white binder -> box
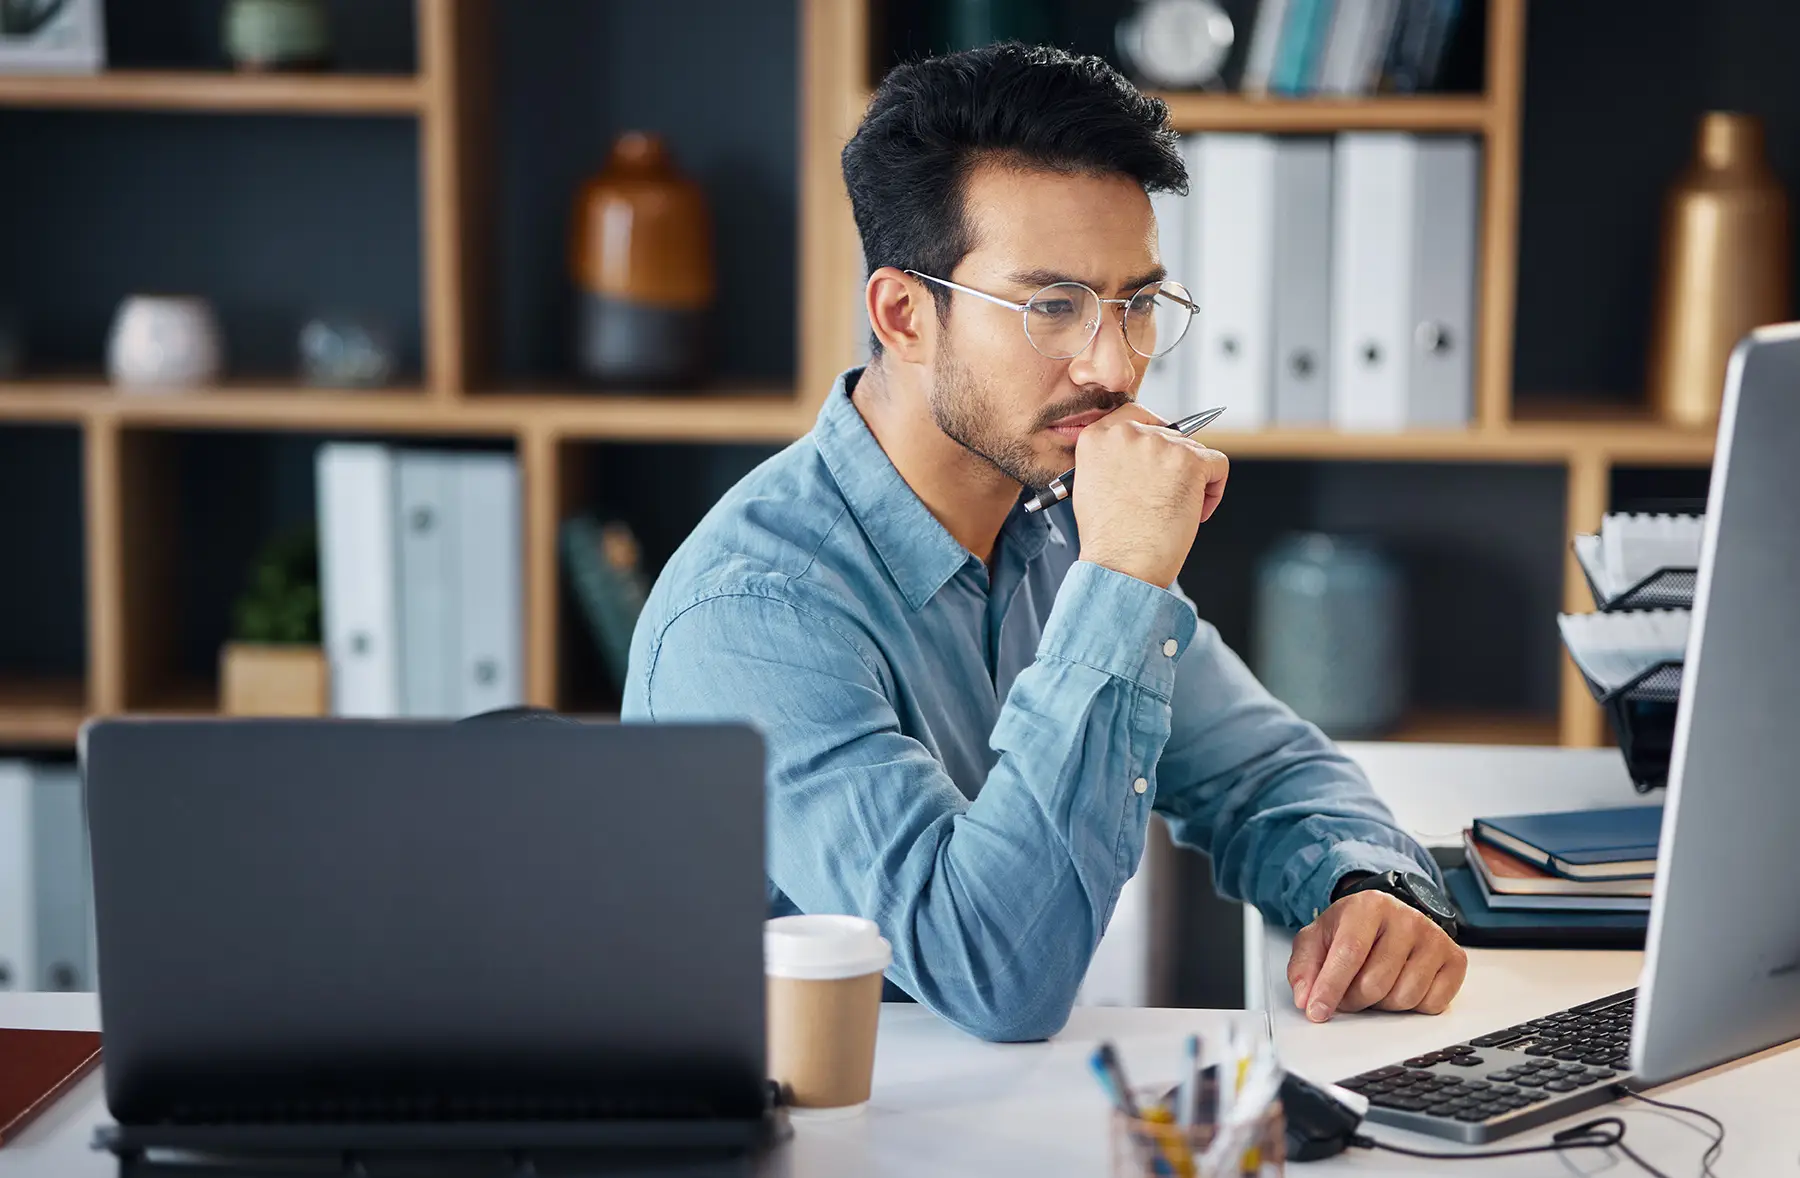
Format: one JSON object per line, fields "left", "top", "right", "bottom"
{"left": 1138, "top": 143, "right": 1194, "bottom": 422}
{"left": 395, "top": 451, "right": 462, "bottom": 718}
{"left": 317, "top": 443, "right": 402, "bottom": 716}
{"left": 454, "top": 454, "right": 524, "bottom": 717}
{"left": 0, "top": 761, "right": 33, "bottom": 992}
{"left": 1331, "top": 133, "right": 1479, "bottom": 431}
{"left": 1270, "top": 138, "right": 1334, "bottom": 426}
{"left": 1196, "top": 134, "right": 1277, "bottom": 430}
{"left": 30, "top": 764, "right": 90, "bottom": 992}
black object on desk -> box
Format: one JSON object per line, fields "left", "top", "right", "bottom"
{"left": 82, "top": 717, "right": 782, "bottom": 1163}
{"left": 1444, "top": 866, "right": 1648, "bottom": 950}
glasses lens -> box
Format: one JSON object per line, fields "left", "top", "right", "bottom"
{"left": 1124, "top": 281, "right": 1196, "bottom": 359}
{"left": 1023, "top": 283, "right": 1102, "bottom": 359}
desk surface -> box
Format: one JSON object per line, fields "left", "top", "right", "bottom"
{"left": 4, "top": 945, "right": 1793, "bottom": 1178}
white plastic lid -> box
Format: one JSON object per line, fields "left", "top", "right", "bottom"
{"left": 764, "top": 915, "right": 892, "bottom": 981}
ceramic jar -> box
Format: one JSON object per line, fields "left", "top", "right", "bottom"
{"left": 568, "top": 132, "right": 715, "bottom": 387}
{"left": 106, "top": 295, "right": 223, "bottom": 389}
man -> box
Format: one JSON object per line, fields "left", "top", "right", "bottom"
{"left": 624, "top": 43, "right": 1465, "bottom": 1042}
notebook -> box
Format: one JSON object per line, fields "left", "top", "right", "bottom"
{"left": 0, "top": 1028, "right": 102, "bottom": 1146}
{"left": 1444, "top": 867, "right": 1647, "bottom": 950}
{"left": 1463, "top": 832, "right": 1651, "bottom": 913}
{"left": 1472, "top": 805, "right": 1663, "bottom": 882}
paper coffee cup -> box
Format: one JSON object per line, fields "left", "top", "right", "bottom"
{"left": 765, "top": 914, "right": 892, "bottom": 1118}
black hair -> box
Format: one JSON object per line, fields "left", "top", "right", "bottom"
{"left": 840, "top": 42, "right": 1187, "bottom": 353}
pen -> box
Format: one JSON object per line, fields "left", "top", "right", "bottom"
{"left": 1175, "top": 1033, "right": 1203, "bottom": 1128}
{"left": 1090, "top": 1043, "right": 1175, "bottom": 1177}
{"left": 1022, "top": 405, "right": 1226, "bottom": 514}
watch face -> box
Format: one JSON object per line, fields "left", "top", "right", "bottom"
{"left": 1403, "top": 872, "right": 1457, "bottom": 921}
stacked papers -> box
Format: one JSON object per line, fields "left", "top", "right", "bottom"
{"left": 1557, "top": 610, "right": 1690, "bottom": 695}
{"left": 1574, "top": 513, "right": 1704, "bottom": 608}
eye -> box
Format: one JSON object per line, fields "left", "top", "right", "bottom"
{"left": 1029, "top": 298, "right": 1080, "bottom": 320}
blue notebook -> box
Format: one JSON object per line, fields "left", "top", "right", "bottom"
{"left": 1472, "top": 805, "right": 1664, "bottom": 883}
{"left": 1444, "top": 868, "right": 1647, "bottom": 950}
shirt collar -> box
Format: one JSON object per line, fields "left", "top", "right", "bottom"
{"left": 812, "top": 367, "right": 1053, "bottom": 611}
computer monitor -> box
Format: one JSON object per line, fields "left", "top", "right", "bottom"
{"left": 1632, "top": 323, "right": 1800, "bottom": 1084}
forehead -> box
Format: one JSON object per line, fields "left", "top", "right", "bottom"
{"left": 955, "top": 159, "right": 1157, "bottom": 286}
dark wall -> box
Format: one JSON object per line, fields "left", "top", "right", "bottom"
{"left": 0, "top": 111, "right": 422, "bottom": 378}
{"left": 0, "top": 427, "right": 85, "bottom": 678}
{"left": 495, "top": 0, "right": 798, "bottom": 384}
{"left": 1514, "top": 0, "right": 1800, "bottom": 398}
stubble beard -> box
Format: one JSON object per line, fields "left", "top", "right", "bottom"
{"left": 928, "top": 348, "right": 1126, "bottom": 491}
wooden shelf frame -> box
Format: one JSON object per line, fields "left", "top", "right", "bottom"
{"left": 0, "top": 0, "right": 1720, "bottom": 753}
{"left": 0, "top": 69, "right": 426, "bottom": 115}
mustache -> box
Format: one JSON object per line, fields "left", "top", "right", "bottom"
{"left": 1034, "top": 389, "right": 1132, "bottom": 429}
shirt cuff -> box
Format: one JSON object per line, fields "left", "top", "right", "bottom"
{"left": 1038, "top": 560, "right": 1199, "bottom": 700}
{"left": 1296, "top": 840, "right": 1441, "bottom": 925}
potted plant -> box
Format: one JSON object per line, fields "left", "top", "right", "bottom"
{"left": 219, "top": 525, "right": 328, "bottom": 716}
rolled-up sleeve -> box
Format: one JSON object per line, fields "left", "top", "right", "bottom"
{"left": 626, "top": 563, "right": 1196, "bottom": 1042}
{"left": 1150, "top": 599, "right": 1438, "bottom": 930}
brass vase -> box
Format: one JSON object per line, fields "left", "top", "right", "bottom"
{"left": 1647, "top": 112, "right": 1791, "bottom": 429}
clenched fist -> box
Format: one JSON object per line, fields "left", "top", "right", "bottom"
{"left": 1287, "top": 891, "right": 1468, "bottom": 1022}
{"left": 1072, "top": 403, "right": 1229, "bottom": 588}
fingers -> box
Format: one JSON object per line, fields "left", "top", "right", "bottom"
{"left": 1198, "top": 448, "right": 1229, "bottom": 521}
{"left": 1303, "top": 904, "right": 1382, "bottom": 1022}
{"left": 1416, "top": 944, "right": 1469, "bottom": 1015}
{"left": 1339, "top": 918, "right": 1418, "bottom": 1013}
{"left": 1287, "top": 923, "right": 1327, "bottom": 1010}
{"left": 1373, "top": 945, "right": 1440, "bottom": 1013}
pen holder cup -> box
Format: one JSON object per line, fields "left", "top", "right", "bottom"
{"left": 1109, "top": 1095, "right": 1285, "bottom": 1178}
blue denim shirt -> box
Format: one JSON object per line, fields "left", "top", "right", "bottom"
{"left": 624, "top": 369, "right": 1434, "bottom": 1042}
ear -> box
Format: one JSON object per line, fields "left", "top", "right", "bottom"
{"left": 866, "top": 266, "right": 934, "bottom": 363}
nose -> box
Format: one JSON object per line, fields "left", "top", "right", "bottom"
{"left": 1065, "top": 303, "right": 1140, "bottom": 394}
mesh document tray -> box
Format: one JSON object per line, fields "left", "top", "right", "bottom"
{"left": 1576, "top": 659, "right": 1682, "bottom": 793}
{"left": 1579, "top": 562, "right": 1698, "bottom": 613}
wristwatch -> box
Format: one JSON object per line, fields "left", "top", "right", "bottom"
{"left": 1336, "top": 869, "right": 1459, "bottom": 939}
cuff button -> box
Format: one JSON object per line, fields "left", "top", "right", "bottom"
{"left": 1161, "top": 638, "right": 1179, "bottom": 657}
{"left": 1132, "top": 777, "right": 1149, "bottom": 795}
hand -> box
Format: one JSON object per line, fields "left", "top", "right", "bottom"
{"left": 1073, "top": 403, "right": 1230, "bottom": 588}
{"left": 1286, "top": 892, "right": 1468, "bottom": 1023}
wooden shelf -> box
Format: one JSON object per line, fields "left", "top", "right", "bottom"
{"left": 0, "top": 677, "right": 87, "bottom": 747}
{"left": 1152, "top": 92, "right": 1492, "bottom": 133}
{"left": 1388, "top": 710, "right": 1561, "bottom": 746}
{"left": 0, "top": 379, "right": 807, "bottom": 442}
{"left": 0, "top": 70, "right": 426, "bottom": 116}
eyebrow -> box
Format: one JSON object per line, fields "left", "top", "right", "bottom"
{"left": 1005, "top": 266, "right": 1170, "bottom": 296}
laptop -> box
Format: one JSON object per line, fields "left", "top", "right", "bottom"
{"left": 1336, "top": 323, "right": 1800, "bottom": 1143}
{"left": 80, "top": 717, "right": 773, "bottom": 1156}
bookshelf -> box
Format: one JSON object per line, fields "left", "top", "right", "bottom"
{"left": 0, "top": 0, "right": 1719, "bottom": 752}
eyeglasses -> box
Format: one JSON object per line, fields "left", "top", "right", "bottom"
{"left": 905, "top": 270, "right": 1197, "bottom": 361}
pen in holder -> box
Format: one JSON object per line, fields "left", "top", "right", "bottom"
{"left": 1109, "top": 1085, "right": 1286, "bottom": 1178}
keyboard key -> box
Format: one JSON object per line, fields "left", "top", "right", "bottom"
{"left": 1513, "top": 1076, "right": 1547, "bottom": 1087}
{"left": 1490, "top": 1085, "right": 1519, "bottom": 1096}
{"left": 1405, "top": 1069, "right": 1437, "bottom": 1081}
{"left": 1455, "top": 1108, "right": 1493, "bottom": 1122}
{"left": 1426, "top": 1103, "right": 1461, "bottom": 1117}
{"left": 1524, "top": 1045, "right": 1556, "bottom": 1056}
{"left": 1462, "top": 1081, "right": 1493, "bottom": 1092}
{"left": 1518, "top": 1091, "right": 1549, "bottom": 1104}
{"left": 1364, "top": 1081, "right": 1398, "bottom": 1094}
{"left": 1486, "top": 1071, "right": 1520, "bottom": 1082}
{"left": 1372, "top": 1095, "right": 1430, "bottom": 1111}
{"left": 1553, "top": 1049, "right": 1585, "bottom": 1061}
{"left": 1366, "top": 1066, "right": 1403, "bottom": 1080}
{"left": 1403, "top": 1055, "right": 1436, "bottom": 1068}
{"left": 1544, "top": 1080, "right": 1580, "bottom": 1092}
{"left": 1443, "top": 1044, "right": 1476, "bottom": 1056}
{"left": 1446, "top": 1055, "right": 1484, "bottom": 1067}
{"left": 1588, "top": 1070, "right": 1618, "bottom": 1082}
{"left": 1467, "top": 1031, "right": 1516, "bottom": 1047}
{"left": 1581, "top": 1054, "right": 1616, "bottom": 1066}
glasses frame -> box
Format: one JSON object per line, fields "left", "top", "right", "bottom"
{"left": 904, "top": 270, "right": 1197, "bottom": 360}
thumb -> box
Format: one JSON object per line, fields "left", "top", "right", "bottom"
{"left": 1287, "top": 922, "right": 1327, "bottom": 1010}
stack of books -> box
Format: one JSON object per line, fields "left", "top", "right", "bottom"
{"left": 1444, "top": 805, "right": 1663, "bottom": 947}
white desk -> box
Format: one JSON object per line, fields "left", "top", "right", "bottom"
{"left": 4, "top": 970, "right": 1795, "bottom": 1177}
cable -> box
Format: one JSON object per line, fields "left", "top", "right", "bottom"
{"left": 1618, "top": 1086, "right": 1726, "bottom": 1178}
{"left": 1354, "top": 1116, "right": 1677, "bottom": 1178}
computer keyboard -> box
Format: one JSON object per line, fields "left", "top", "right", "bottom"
{"left": 1334, "top": 988, "right": 1637, "bottom": 1144}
